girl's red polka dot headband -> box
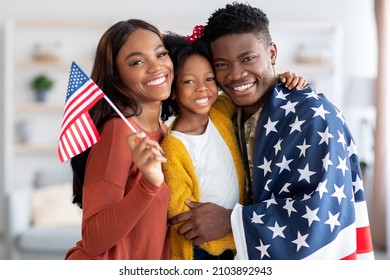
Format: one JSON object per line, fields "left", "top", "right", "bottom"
{"left": 186, "top": 25, "right": 205, "bottom": 43}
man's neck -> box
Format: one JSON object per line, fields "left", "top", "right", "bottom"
{"left": 242, "top": 89, "right": 273, "bottom": 116}
{"left": 241, "top": 79, "right": 276, "bottom": 116}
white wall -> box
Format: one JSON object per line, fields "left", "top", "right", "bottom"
{"left": 0, "top": 0, "right": 377, "bottom": 79}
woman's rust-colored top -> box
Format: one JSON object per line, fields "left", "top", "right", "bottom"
{"left": 65, "top": 117, "right": 170, "bottom": 260}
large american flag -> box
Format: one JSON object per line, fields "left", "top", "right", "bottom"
{"left": 58, "top": 62, "right": 104, "bottom": 163}
{"left": 231, "top": 84, "right": 374, "bottom": 259}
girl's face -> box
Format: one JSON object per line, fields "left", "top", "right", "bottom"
{"left": 173, "top": 54, "right": 218, "bottom": 118}
{"left": 116, "top": 28, "right": 173, "bottom": 104}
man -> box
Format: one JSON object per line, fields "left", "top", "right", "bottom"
{"left": 170, "top": 2, "right": 374, "bottom": 260}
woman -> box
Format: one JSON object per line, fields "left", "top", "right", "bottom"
{"left": 65, "top": 19, "right": 172, "bottom": 260}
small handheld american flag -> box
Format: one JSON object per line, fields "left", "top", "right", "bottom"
{"left": 58, "top": 61, "right": 136, "bottom": 163}
{"left": 58, "top": 62, "right": 104, "bottom": 163}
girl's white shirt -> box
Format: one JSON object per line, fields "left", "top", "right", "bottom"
{"left": 171, "top": 118, "right": 239, "bottom": 208}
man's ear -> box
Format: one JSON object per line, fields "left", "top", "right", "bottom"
{"left": 269, "top": 42, "right": 277, "bottom": 64}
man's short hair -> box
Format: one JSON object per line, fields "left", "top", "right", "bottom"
{"left": 203, "top": 2, "right": 272, "bottom": 44}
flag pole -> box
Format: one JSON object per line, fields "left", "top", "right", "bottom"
{"left": 105, "top": 94, "right": 165, "bottom": 155}
{"left": 103, "top": 95, "right": 137, "bottom": 133}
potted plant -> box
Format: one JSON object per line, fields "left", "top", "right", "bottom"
{"left": 31, "top": 74, "right": 54, "bottom": 102}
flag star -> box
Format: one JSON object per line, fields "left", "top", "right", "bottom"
{"left": 273, "top": 138, "right": 283, "bottom": 155}
{"left": 264, "top": 194, "right": 277, "bottom": 208}
{"left": 304, "top": 90, "right": 319, "bottom": 100}
{"left": 311, "top": 104, "right": 330, "bottom": 120}
{"left": 255, "top": 239, "right": 271, "bottom": 259}
{"left": 337, "top": 131, "right": 347, "bottom": 150}
{"left": 336, "top": 156, "right": 349, "bottom": 176}
{"left": 283, "top": 198, "right": 297, "bottom": 217}
{"left": 275, "top": 88, "right": 290, "bottom": 100}
{"left": 278, "top": 183, "right": 291, "bottom": 195}
{"left": 298, "top": 163, "right": 316, "bottom": 183}
{"left": 302, "top": 193, "right": 311, "bottom": 201}
{"left": 331, "top": 184, "right": 347, "bottom": 204}
{"left": 348, "top": 139, "right": 358, "bottom": 158}
{"left": 322, "top": 152, "right": 333, "bottom": 171}
{"left": 251, "top": 211, "right": 265, "bottom": 224}
{"left": 258, "top": 157, "right": 272, "bottom": 176}
{"left": 264, "top": 117, "right": 278, "bottom": 136}
{"left": 280, "top": 100, "right": 299, "bottom": 116}
{"left": 264, "top": 179, "right": 272, "bottom": 191}
{"left": 292, "top": 231, "right": 310, "bottom": 252}
{"left": 302, "top": 206, "right": 320, "bottom": 226}
{"left": 325, "top": 211, "right": 341, "bottom": 232}
{"left": 353, "top": 175, "right": 364, "bottom": 194}
{"left": 275, "top": 156, "right": 293, "bottom": 173}
{"left": 316, "top": 179, "right": 329, "bottom": 199}
{"left": 297, "top": 138, "right": 311, "bottom": 157}
{"left": 335, "top": 109, "right": 345, "bottom": 124}
{"left": 268, "top": 221, "right": 287, "bottom": 239}
{"left": 318, "top": 127, "right": 334, "bottom": 145}
{"left": 289, "top": 116, "right": 305, "bottom": 134}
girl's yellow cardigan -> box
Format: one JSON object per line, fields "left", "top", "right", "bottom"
{"left": 161, "top": 93, "right": 245, "bottom": 260}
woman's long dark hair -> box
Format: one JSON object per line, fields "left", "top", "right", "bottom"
{"left": 71, "top": 19, "right": 164, "bottom": 208}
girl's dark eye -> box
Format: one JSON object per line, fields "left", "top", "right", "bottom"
{"left": 206, "top": 77, "right": 215, "bottom": 82}
{"left": 184, "top": 80, "right": 195, "bottom": 84}
{"left": 130, "top": 60, "right": 143, "bottom": 66}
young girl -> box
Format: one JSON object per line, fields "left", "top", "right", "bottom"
{"left": 65, "top": 19, "right": 172, "bottom": 260}
{"left": 160, "top": 31, "right": 307, "bottom": 260}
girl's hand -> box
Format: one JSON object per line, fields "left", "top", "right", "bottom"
{"left": 126, "top": 131, "right": 167, "bottom": 187}
{"left": 278, "top": 71, "right": 308, "bottom": 90}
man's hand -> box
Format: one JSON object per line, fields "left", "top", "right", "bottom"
{"left": 169, "top": 200, "right": 233, "bottom": 246}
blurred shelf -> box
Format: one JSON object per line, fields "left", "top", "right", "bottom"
{"left": 14, "top": 20, "right": 111, "bottom": 29}
{"left": 270, "top": 21, "right": 337, "bottom": 32}
{"left": 15, "top": 60, "right": 92, "bottom": 70}
{"left": 278, "top": 62, "right": 333, "bottom": 74}
{"left": 15, "top": 102, "right": 64, "bottom": 113}
{"left": 14, "top": 144, "right": 57, "bottom": 155}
